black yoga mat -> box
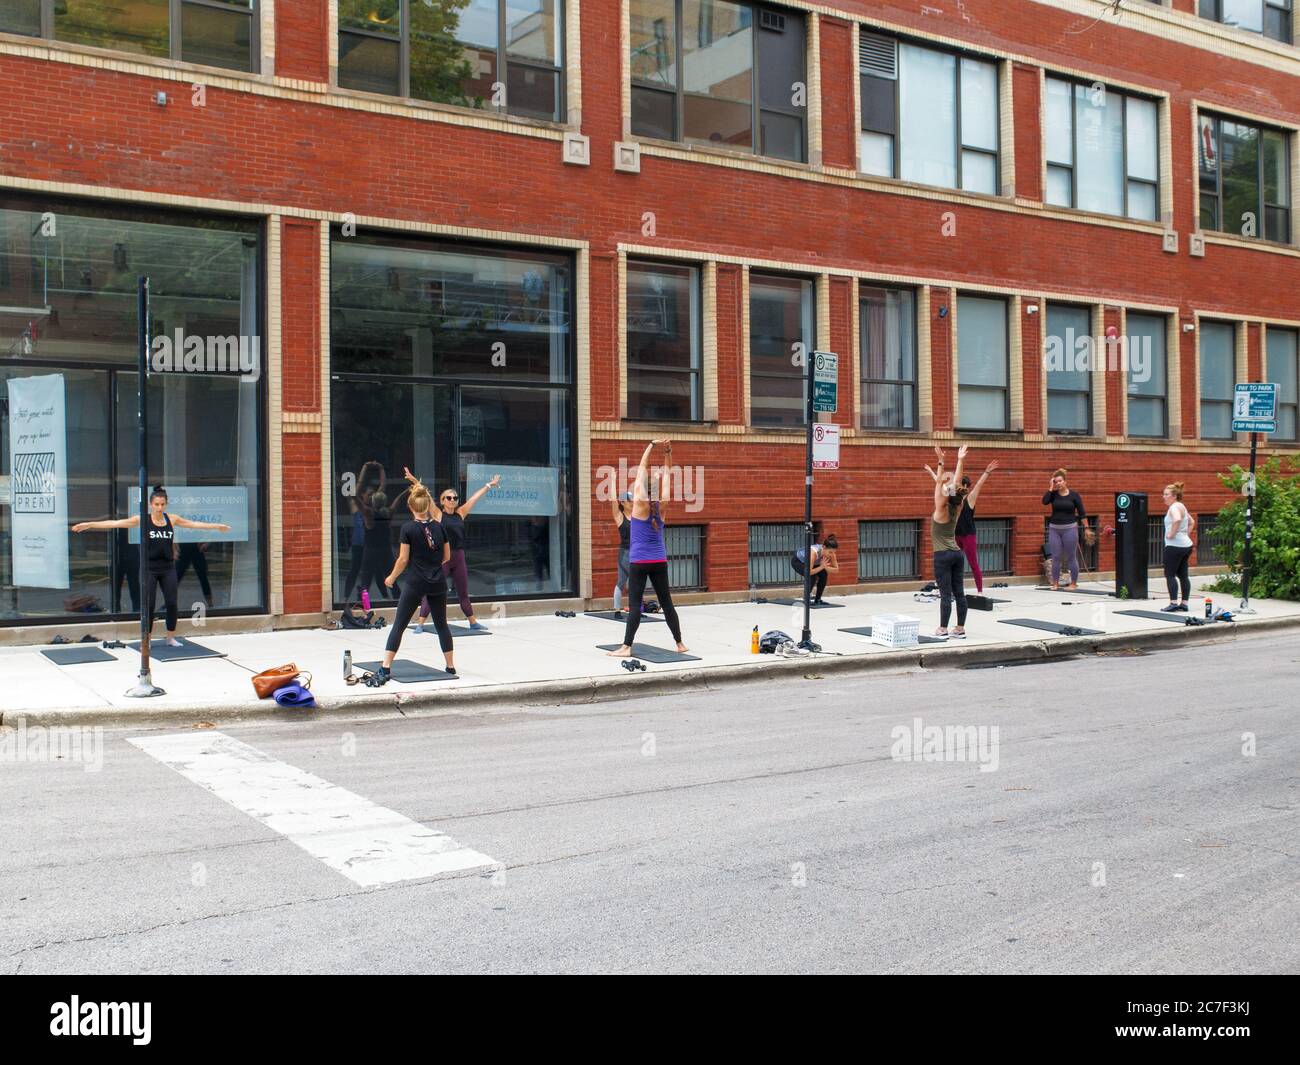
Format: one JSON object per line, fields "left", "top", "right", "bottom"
{"left": 355, "top": 660, "right": 457, "bottom": 683}
{"left": 584, "top": 610, "right": 663, "bottom": 624}
{"left": 42, "top": 646, "right": 116, "bottom": 665}
{"left": 761, "top": 598, "right": 846, "bottom": 608}
{"left": 447, "top": 625, "right": 492, "bottom": 637}
{"left": 997, "top": 619, "right": 1104, "bottom": 636}
{"left": 597, "top": 644, "right": 701, "bottom": 664}
{"left": 128, "top": 639, "right": 225, "bottom": 661}
{"left": 966, "top": 595, "right": 1011, "bottom": 611}
{"left": 838, "top": 626, "right": 948, "bottom": 645}
{"left": 1114, "top": 609, "right": 1218, "bottom": 625}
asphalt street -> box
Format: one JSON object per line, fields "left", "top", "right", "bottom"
{"left": 2, "top": 631, "right": 1297, "bottom": 974}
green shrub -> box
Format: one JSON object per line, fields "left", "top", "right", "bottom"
{"left": 1206, "top": 455, "right": 1300, "bottom": 601}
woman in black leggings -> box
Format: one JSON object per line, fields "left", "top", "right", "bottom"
{"left": 72, "top": 487, "right": 230, "bottom": 646}
{"left": 607, "top": 439, "right": 687, "bottom": 657}
{"left": 1159, "top": 481, "right": 1196, "bottom": 612}
{"left": 370, "top": 474, "right": 456, "bottom": 686}
{"left": 929, "top": 445, "right": 970, "bottom": 640}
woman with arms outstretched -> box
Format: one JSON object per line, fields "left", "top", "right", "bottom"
{"left": 73, "top": 487, "right": 231, "bottom": 647}
{"left": 607, "top": 439, "right": 688, "bottom": 658}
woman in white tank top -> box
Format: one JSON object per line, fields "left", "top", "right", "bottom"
{"left": 1160, "top": 482, "right": 1196, "bottom": 612}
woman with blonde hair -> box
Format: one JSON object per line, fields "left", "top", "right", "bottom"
{"left": 1160, "top": 481, "right": 1196, "bottom": 613}
{"left": 1042, "top": 468, "right": 1087, "bottom": 591}
{"left": 370, "top": 467, "right": 455, "bottom": 686}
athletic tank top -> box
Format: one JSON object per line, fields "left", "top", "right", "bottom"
{"left": 955, "top": 502, "right": 976, "bottom": 538}
{"left": 401, "top": 519, "right": 449, "bottom": 587}
{"left": 441, "top": 511, "right": 466, "bottom": 551}
{"left": 618, "top": 516, "right": 630, "bottom": 551}
{"left": 1164, "top": 506, "right": 1192, "bottom": 548}
{"left": 146, "top": 514, "right": 175, "bottom": 572}
{"left": 629, "top": 506, "right": 667, "bottom": 563}
{"left": 931, "top": 512, "right": 959, "bottom": 554}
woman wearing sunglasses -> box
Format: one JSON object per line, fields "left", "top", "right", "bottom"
{"left": 373, "top": 469, "right": 455, "bottom": 686}
{"left": 414, "top": 473, "right": 501, "bottom": 634}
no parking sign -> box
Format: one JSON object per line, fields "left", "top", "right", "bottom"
{"left": 812, "top": 424, "right": 840, "bottom": 470}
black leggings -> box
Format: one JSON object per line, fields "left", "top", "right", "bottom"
{"left": 147, "top": 568, "right": 179, "bottom": 633}
{"left": 1163, "top": 545, "right": 1192, "bottom": 602}
{"left": 386, "top": 581, "right": 453, "bottom": 654}
{"left": 933, "top": 549, "right": 968, "bottom": 629}
{"left": 176, "top": 544, "right": 212, "bottom": 600}
{"left": 792, "top": 557, "right": 828, "bottom": 600}
{"left": 622, "top": 561, "right": 683, "bottom": 647}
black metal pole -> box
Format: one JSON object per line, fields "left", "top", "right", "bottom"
{"left": 126, "top": 276, "right": 163, "bottom": 697}
{"left": 1240, "top": 430, "right": 1258, "bottom": 613}
{"left": 800, "top": 352, "right": 814, "bottom": 648}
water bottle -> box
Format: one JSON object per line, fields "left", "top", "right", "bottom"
{"left": 343, "top": 650, "right": 352, "bottom": 678}
{"left": 751, "top": 625, "right": 760, "bottom": 654}
{"left": 361, "top": 589, "right": 371, "bottom": 611}
{"left": 1205, "top": 598, "right": 1213, "bottom": 620}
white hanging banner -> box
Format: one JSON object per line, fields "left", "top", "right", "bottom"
{"left": 7, "top": 374, "right": 70, "bottom": 589}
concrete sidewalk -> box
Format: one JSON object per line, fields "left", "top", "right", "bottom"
{"left": 3, "top": 575, "right": 1296, "bottom": 725}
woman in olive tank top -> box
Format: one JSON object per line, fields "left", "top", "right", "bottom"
{"left": 929, "top": 445, "right": 970, "bottom": 640}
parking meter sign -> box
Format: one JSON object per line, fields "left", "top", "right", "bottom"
{"left": 813, "top": 351, "right": 838, "bottom": 414}
{"left": 1232, "top": 383, "right": 1277, "bottom": 433}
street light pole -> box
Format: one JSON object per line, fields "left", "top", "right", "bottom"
{"left": 126, "top": 275, "right": 164, "bottom": 698}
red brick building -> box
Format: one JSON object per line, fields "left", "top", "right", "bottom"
{"left": 1, "top": 0, "right": 1297, "bottom": 633}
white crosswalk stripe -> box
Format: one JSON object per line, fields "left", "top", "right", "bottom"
{"left": 129, "top": 731, "right": 498, "bottom": 887}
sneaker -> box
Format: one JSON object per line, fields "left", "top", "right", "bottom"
{"left": 444, "top": 666, "right": 457, "bottom": 677}
{"left": 950, "top": 630, "right": 967, "bottom": 640}
{"left": 469, "top": 622, "right": 489, "bottom": 632}
{"left": 1175, "top": 603, "right": 1189, "bottom": 612}
{"left": 1161, "top": 603, "right": 1181, "bottom": 613}
{"left": 932, "top": 629, "right": 949, "bottom": 640}
{"left": 411, "top": 622, "right": 425, "bottom": 633}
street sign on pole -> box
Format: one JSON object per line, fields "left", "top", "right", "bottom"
{"left": 812, "top": 423, "right": 840, "bottom": 470}
{"left": 1233, "top": 382, "right": 1278, "bottom": 433}
{"left": 813, "top": 351, "right": 838, "bottom": 414}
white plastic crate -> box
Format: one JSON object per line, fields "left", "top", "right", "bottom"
{"left": 870, "top": 613, "right": 920, "bottom": 649}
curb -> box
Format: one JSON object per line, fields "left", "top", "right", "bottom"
{"left": 6, "top": 614, "right": 1299, "bottom": 729}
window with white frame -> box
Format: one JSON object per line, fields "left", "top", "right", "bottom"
{"left": 338, "top": 0, "right": 565, "bottom": 121}
{"left": 1126, "top": 313, "right": 1168, "bottom": 438}
{"left": 957, "top": 295, "right": 1009, "bottom": 431}
{"left": 1267, "top": 327, "right": 1299, "bottom": 440}
{"left": 858, "top": 32, "right": 1000, "bottom": 195}
{"left": 1045, "top": 303, "right": 1093, "bottom": 434}
{"left": 1045, "top": 78, "right": 1159, "bottom": 221}
{"left": 1199, "top": 0, "right": 1292, "bottom": 43}
{"left": 859, "top": 285, "right": 917, "bottom": 430}
{"left": 1199, "top": 112, "right": 1292, "bottom": 243}
{"left": 626, "top": 260, "right": 701, "bottom": 421}
{"left": 749, "top": 273, "right": 814, "bottom": 427}
{"left": 1199, "top": 321, "right": 1236, "bottom": 439}
{"left": 629, "top": 0, "right": 807, "bottom": 162}
{"left": 0, "top": 0, "right": 259, "bottom": 71}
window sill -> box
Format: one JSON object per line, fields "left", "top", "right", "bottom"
{"left": 1201, "top": 230, "right": 1299, "bottom": 257}
{"left": 953, "top": 428, "right": 1025, "bottom": 441}
{"left": 0, "top": 29, "right": 267, "bottom": 83}
{"left": 331, "top": 84, "right": 570, "bottom": 136}
{"left": 619, "top": 418, "right": 718, "bottom": 431}
{"left": 1041, "top": 202, "right": 1166, "bottom": 232}
{"left": 633, "top": 136, "right": 811, "bottom": 172}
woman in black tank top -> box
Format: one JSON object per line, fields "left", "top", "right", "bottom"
{"left": 72, "top": 487, "right": 231, "bottom": 646}
{"left": 370, "top": 472, "right": 456, "bottom": 686}
{"left": 415, "top": 471, "right": 501, "bottom": 633}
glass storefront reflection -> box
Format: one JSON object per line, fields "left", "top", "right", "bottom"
{"left": 0, "top": 200, "right": 265, "bottom": 624}
{"left": 330, "top": 234, "right": 574, "bottom": 602}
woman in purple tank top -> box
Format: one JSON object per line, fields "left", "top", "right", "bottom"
{"left": 607, "top": 439, "right": 688, "bottom": 657}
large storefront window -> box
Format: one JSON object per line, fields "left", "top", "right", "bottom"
{"left": 330, "top": 234, "right": 574, "bottom": 603}
{"left": 0, "top": 200, "right": 265, "bottom": 624}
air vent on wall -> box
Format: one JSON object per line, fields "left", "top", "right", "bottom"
{"left": 760, "top": 9, "right": 786, "bottom": 31}
{"left": 859, "top": 32, "right": 898, "bottom": 79}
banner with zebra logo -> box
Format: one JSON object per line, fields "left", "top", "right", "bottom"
{"left": 6, "top": 374, "right": 69, "bottom": 589}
